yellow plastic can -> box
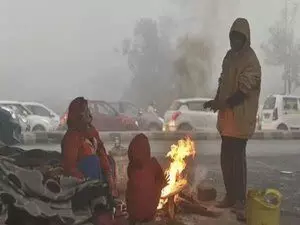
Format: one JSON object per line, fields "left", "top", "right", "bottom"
{"left": 246, "top": 189, "right": 282, "bottom": 225}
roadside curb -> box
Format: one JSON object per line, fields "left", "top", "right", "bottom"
{"left": 20, "top": 130, "right": 300, "bottom": 145}
{"left": 21, "top": 132, "right": 49, "bottom": 145}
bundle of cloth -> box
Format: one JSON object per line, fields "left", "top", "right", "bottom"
{"left": 0, "top": 146, "right": 61, "bottom": 168}
{"left": 0, "top": 148, "right": 113, "bottom": 225}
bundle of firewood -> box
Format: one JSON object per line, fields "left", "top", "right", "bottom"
{"left": 177, "top": 190, "right": 222, "bottom": 217}
{"left": 158, "top": 186, "right": 222, "bottom": 220}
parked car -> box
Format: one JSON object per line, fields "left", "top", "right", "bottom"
{"left": 0, "top": 106, "right": 22, "bottom": 145}
{"left": 21, "top": 102, "right": 60, "bottom": 130}
{"left": 109, "top": 101, "right": 164, "bottom": 131}
{"left": 261, "top": 94, "right": 300, "bottom": 130}
{"left": 58, "top": 100, "right": 139, "bottom": 131}
{"left": 0, "top": 101, "right": 56, "bottom": 132}
{"left": 1, "top": 105, "right": 31, "bottom": 132}
{"left": 163, "top": 98, "right": 217, "bottom": 131}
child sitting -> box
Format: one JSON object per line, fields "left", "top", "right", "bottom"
{"left": 126, "top": 134, "right": 166, "bottom": 225}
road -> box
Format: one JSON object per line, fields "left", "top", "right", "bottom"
{"left": 18, "top": 139, "right": 300, "bottom": 156}
{"left": 16, "top": 140, "right": 300, "bottom": 224}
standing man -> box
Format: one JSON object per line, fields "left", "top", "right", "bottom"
{"left": 204, "top": 18, "right": 261, "bottom": 221}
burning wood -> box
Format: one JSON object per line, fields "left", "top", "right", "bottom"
{"left": 158, "top": 137, "right": 195, "bottom": 209}
{"left": 156, "top": 137, "right": 222, "bottom": 220}
{"left": 176, "top": 196, "right": 221, "bottom": 217}
{"left": 159, "top": 184, "right": 186, "bottom": 219}
{"left": 178, "top": 190, "right": 222, "bottom": 217}
{"left": 167, "top": 195, "right": 176, "bottom": 219}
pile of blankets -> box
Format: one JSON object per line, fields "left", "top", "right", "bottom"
{"left": 0, "top": 146, "right": 111, "bottom": 225}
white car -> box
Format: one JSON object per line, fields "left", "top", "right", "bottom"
{"left": 0, "top": 101, "right": 58, "bottom": 132}
{"left": 261, "top": 94, "right": 300, "bottom": 131}
{"left": 21, "top": 102, "right": 60, "bottom": 131}
{"left": 163, "top": 98, "right": 217, "bottom": 131}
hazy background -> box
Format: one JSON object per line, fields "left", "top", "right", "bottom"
{"left": 1, "top": 0, "right": 299, "bottom": 114}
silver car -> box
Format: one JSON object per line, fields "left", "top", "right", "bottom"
{"left": 0, "top": 106, "right": 22, "bottom": 145}
{"left": 1, "top": 106, "right": 30, "bottom": 132}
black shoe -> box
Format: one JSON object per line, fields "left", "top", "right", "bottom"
{"left": 230, "top": 200, "right": 244, "bottom": 214}
{"left": 234, "top": 201, "right": 246, "bottom": 222}
{"left": 230, "top": 203, "right": 238, "bottom": 214}
{"left": 236, "top": 210, "right": 246, "bottom": 223}
{"left": 215, "top": 196, "right": 235, "bottom": 208}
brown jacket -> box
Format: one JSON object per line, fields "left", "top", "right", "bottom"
{"left": 216, "top": 18, "right": 261, "bottom": 139}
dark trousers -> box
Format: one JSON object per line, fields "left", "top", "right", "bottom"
{"left": 221, "top": 136, "right": 247, "bottom": 203}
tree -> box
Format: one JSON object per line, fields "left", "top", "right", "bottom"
{"left": 261, "top": 2, "right": 300, "bottom": 93}
{"left": 174, "top": 35, "right": 214, "bottom": 98}
{"left": 121, "top": 16, "right": 216, "bottom": 113}
{"left": 121, "top": 18, "right": 175, "bottom": 113}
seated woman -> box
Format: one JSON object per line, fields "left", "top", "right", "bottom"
{"left": 61, "top": 97, "right": 117, "bottom": 197}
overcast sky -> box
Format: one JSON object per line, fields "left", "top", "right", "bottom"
{"left": 0, "top": 0, "right": 299, "bottom": 111}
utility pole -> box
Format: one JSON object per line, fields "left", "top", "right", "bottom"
{"left": 283, "top": 0, "right": 298, "bottom": 94}
{"left": 284, "top": 0, "right": 289, "bottom": 94}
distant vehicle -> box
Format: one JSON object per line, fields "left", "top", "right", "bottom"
{"left": 0, "top": 106, "right": 22, "bottom": 145}
{"left": 0, "top": 101, "right": 56, "bottom": 132}
{"left": 58, "top": 100, "right": 139, "bottom": 131}
{"left": 109, "top": 101, "right": 163, "bottom": 131}
{"left": 1, "top": 105, "right": 31, "bottom": 132}
{"left": 261, "top": 94, "right": 300, "bottom": 130}
{"left": 256, "top": 105, "right": 263, "bottom": 130}
{"left": 163, "top": 98, "right": 217, "bottom": 131}
{"left": 21, "top": 102, "right": 60, "bottom": 131}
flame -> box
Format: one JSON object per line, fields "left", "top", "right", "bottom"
{"left": 157, "top": 137, "right": 196, "bottom": 209}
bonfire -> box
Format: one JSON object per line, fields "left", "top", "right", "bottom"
{"left": 158, "top": 137, "right": 196, "bottom": 209}
{"left": 157, "top": 137, "right": 221, "bottom": 220}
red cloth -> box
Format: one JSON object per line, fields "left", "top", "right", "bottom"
{"left": 86, "top": 126, "right": 111, "bottom": 173}
{"left": 66, "top": 97, "right": 88, "bottom": 131}
{"left": 61, "top": 97, "right": 111, "bottom": 179}
{"left": 126, "top": 134, "right": 165, "bottom": 222}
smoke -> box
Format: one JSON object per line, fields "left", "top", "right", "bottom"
{"left": 169, "top": 0, "right": 240, "bottom": 98}
{"left": 121, "top": 0, "right": 242, "bottom": 109}
{"left": 0, "top": 0, "right": 256, "bottom": 114}
{"left": 191, "top": 165, "right": 208, "bottom": 191}
{"left": 176, "top": 0, "right": 240, "bottom": 81}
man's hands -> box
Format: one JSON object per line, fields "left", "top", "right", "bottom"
{"left": 203, "top": 100, "right": 228, "bottom": 112}
{"left": 203, "top": 100, "right": 215, "bottom": 111}
{"left": 215, "top": 100, "right": 228, "bottom": 111}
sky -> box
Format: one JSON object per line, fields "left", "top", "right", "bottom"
{"left": 0, "top": 0, "right": 299, "bottom": 112}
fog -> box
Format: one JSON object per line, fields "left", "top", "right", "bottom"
{"left": 1, "top": 0, "right": 299, "bottom": 114}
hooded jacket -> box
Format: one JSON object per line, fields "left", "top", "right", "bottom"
{"left": 61, "top": 97, "right": 111, "bottom": 179}
{"left": 126, "top": 134, "right": 165, "bottom": 222}
{"left": 216, "top": 18, "right": 261, "bottom": 139}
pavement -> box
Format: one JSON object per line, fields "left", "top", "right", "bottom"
{"left": 11, "top": 140, "right": 300, "bottom": 224}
